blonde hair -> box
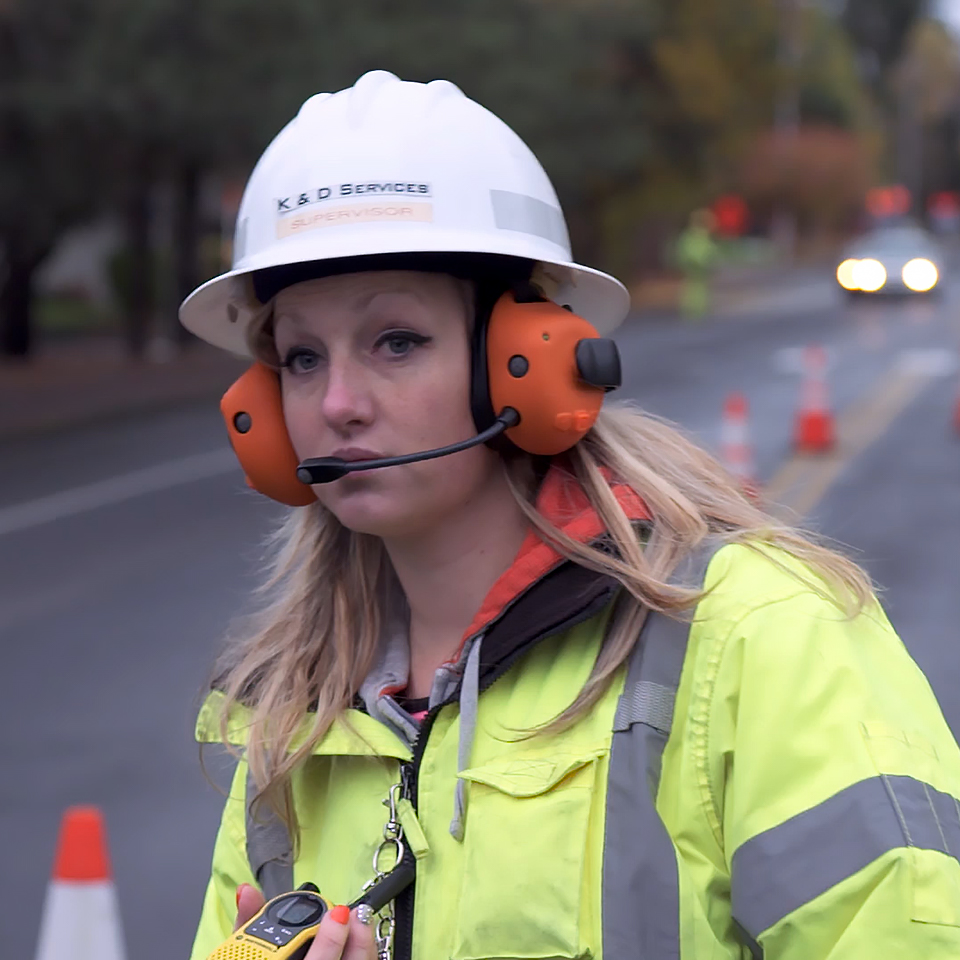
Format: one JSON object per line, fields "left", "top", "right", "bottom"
{"left": 211, "top": 373, "right": 874, "bottom": 841}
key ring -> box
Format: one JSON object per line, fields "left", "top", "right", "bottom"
{"left": 372, "top": 836, "right": 404, "bottom": 876}
{"left": 354, "top": 773, "right": 413, "bottom": 959}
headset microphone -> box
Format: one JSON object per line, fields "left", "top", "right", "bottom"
{"left": 296, "top": 408, "right": 520, "bottom": 484}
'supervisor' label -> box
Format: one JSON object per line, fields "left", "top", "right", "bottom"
{"left": 277, "top": 202, "right": 433, "bottom": 238}
{"left": 276, "top": 182, "right": 432, "bottom": 214}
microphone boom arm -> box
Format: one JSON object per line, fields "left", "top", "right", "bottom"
{"left": 296, "top": 408, "right": 520, "bottom": 485}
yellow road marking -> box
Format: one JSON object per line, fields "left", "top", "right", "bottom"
{"left": 764, "top": 369, "right": 933, "bottom": 517}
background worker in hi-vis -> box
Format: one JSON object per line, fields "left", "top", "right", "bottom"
{"left": 675, "top": 207, "right": 719, "bottom": 321}
{"left": 181, "top": 72, "right": 960, "bottom": 960}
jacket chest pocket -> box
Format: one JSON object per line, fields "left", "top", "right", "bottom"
{"left": 450, "top": 750, "right": 605, "bottom": 960}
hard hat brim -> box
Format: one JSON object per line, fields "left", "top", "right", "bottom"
{"left": 180, "top": 229, "right": 630, "bottom": 357}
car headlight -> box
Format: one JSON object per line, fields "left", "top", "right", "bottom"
{"left": 837, "top": 259, "right": 860, "bottom": 290}
{"left": 902, "top": 258, "right": 938, "bottom": 292}
{"left": 852, "top": 259, "right": 886, "bottom": 292}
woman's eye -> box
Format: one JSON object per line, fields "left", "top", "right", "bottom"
{"left": 281, "top": 348, "right": 320, "bottom": 374}
{"left": 377, "top": 332, "right": 429, "bottom": 357}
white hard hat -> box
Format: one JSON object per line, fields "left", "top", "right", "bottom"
{"left": 179, "top": 70, "right": 630, "bottom": 355}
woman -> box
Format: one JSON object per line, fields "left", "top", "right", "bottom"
{"left": 182, "top": 72, "right": 960, "bottom": 960}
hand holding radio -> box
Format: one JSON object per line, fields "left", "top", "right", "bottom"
{"left": 219, "top": 882, "right": 375, "bottom": 960}
{"left": 234, "top": 882, "right": 266, "bottom": 930}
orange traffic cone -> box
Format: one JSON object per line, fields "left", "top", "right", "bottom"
{"left": 34, "top": 806, "right": 126, "bottom": 960}
{"left": 794, "top": 344, "right": 835, "bottom": 453}
{"left": 721, "top": 391, "right": 759, "bottom": 499}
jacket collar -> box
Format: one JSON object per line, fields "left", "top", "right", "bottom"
{"left": 360, "top": 462, "right": 650, "bottom": 734}
{"left": 458, "top": 461, "right": 649, "bottom": 652}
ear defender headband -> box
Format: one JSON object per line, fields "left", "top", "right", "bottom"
{"left": 220, "top": 284, "right": 622, "bottom": 506}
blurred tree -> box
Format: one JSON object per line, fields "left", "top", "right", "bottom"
{"left": 599, "top": 0, "right": 873, "bottom": 272}
{"left": 890, "top": 18, "right": 960, "bottom": 207}
{"left": 894, "top": 18, "right": 960, "bottom": 122}
{"left": 740, "top": 125, "right": 872, "bottom": 236}
{"left": 839, "top": 0, "right": 928, "bottom": 189}
{"left": 841, "top": 0, "right": 926, "bottom": 86}
{"left": 80, "top": 0, "right": 314, "bottom": 354}
{"left": 0, "top": 0, "right": 117, "bottom": 358}
{"left": 799, "top": 6, "right": 876, "bottom": 130}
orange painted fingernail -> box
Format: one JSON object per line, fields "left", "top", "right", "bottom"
{"left": 330, "top": 904, "right": 350, "bottom": 925}
{"left": 236, "top": 884, "right": 246, "bottom": 908}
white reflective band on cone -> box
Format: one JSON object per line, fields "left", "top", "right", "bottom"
{"left": 34, "top": 881, "right": 126, "bottom": 960}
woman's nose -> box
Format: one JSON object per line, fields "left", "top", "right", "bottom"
{"left": 320, "top": 356, "right": 374, "bottom": 429}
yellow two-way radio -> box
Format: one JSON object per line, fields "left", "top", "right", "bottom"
{"left": 206, "top": 862, "right": 415, "bottom": 960}
{"left": 207, "top": 885, "right": 330, "bottom": 960}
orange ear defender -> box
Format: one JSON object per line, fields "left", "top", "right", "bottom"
{"left": 220, "top": 363, "right": 318, "bottom": 507}
{"left": 219, "top": 290, "right": 621, "bottom": 505}
{"left": 486, "top": 290, "right": 620, "bottom": 455}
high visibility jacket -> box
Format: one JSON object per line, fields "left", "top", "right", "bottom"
{"left": 675, "top": 225, "right": 718, "bottom": 276}
{"left": 190, "top": 469, "right": 960, "bottom": 959}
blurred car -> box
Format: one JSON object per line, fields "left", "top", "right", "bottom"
{"left": 836, "top": 225, "right": 942, "bottom": 296}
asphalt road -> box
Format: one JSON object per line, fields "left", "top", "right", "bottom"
{"left": 2, "top": 277, "right": 959, "bottom": 960}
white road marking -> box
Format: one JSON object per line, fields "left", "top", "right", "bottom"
{"left": 896, "top": 348, "right": 958, "bottom": 377}
{"left": 0, "top": 448, "right": 238, "bottom": 537}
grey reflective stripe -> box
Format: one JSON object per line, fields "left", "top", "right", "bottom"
{"left": 613, "top": 680, "right": 675, "bottom": 735}
{"left": 489, "top": 189, "right": 569, "bottom": 247}
{"left": 732, "top": 774, "right": 960, "bottom": 940}
{"left": 246, "top": 765, "right": 294, "bottom": 900}
{"left": 602, "top": 541, "right": 721, "bottom": 960}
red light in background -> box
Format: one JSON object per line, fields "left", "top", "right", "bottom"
{"left": 712, "top": 194, "right": 749, "bottom": 237}
{"left": 866, "top": 185, "right": 911, "bottom": 218}
{"left": 927, "top": 191, "right": 960, "bottom": 218}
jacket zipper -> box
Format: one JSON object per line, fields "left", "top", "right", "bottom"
{"left": 390, "top": 650, "right": 526, "bottom": 960}
{"left": 389, "top": 587, "right": 615, "bottom": 960}
{"left": 391, "top": 705, "right": 438, "bottom": 960}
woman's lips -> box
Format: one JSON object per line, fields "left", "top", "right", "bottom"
{"left": 328, "top": 447, "right": 383, "bottom": 461}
